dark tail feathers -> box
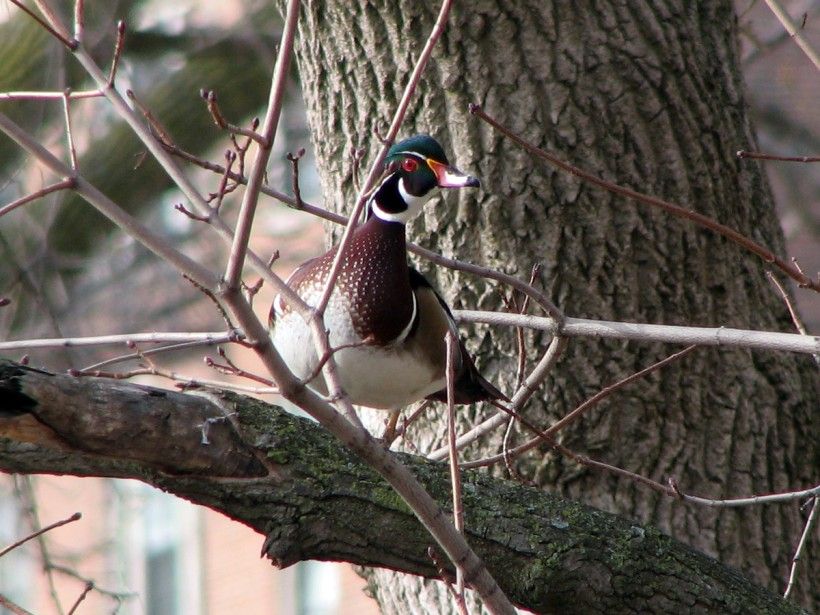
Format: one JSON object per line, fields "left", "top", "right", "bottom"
{"left": 426, "top": 340, "right": 508, "bottom": 405}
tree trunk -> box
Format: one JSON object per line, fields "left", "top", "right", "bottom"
{"left": 284, "top": 0, "right": 818, "bottom": 612}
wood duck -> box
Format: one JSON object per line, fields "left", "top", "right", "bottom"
{"left": 270, "top": 135, "right": 506, "bottom": 411}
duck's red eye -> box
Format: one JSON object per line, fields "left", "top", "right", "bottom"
{"left": 401, "top": 157, "right": 419, "bottom": 172}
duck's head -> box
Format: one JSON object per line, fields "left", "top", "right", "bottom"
{"left": 368, "top": 135, "right": 480, "bottom": 223}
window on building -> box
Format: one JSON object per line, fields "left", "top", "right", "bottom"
{"left": 112, "top": 480, "right": 203, "bottom": 615}
{"left": 295, "top": 561, "right": 341, "bottom": 615}
{"left": 0, "top": 480, "right": 33, "bottom": 615}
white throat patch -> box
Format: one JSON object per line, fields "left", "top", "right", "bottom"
{"left": 369, "top": 177, "right": 432, "bottom": 224}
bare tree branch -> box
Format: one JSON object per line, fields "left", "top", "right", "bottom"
{"left": 455, "top": 310, "right": 820, "bottom": 355}
{"left": 761, "top": 0, "right": 820, "bottom": 69}
{"left": 0, "top": 511, "right": 81, "bottom": 558}
{"left": 0, "top": 360, "right": 807, "bottom": 615}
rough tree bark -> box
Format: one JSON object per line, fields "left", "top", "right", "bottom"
{"left": 283, "top": 1, "right": 818, "bottom": 612}
{"left": 0, "top": 360, "right": 808, "bottom": 615}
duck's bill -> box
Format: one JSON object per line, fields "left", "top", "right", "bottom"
{"left": 427, "top": 159, "right": 480, "bottom": 188}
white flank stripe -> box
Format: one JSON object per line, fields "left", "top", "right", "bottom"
{"left": 394, "top": 290, "right": 418, "bottom": 344}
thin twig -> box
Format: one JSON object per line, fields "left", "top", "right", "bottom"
{"left": 0, "top": 90, "right": 100, "bottom": 101}
{"left": 0, "top": 178, "right": 75, "bottom": 219}
{"left": 765, "top": 271, "right": 819, "bottom": 368}
{"left": 426, "top": 547, "right": 468, "bottom": 615}
{"left": 393, "top": 400, "right": 434, "bottom": 440}
{"left": 201, "top": 90, "right": 267, "bottom": 145}
{"left": 205, "top": 347, "right": 276, "bottom": 387}
{"left": 350, "top": 145, "right": 366, "bottom": 194}
{"left": 455, "top": 310, "right": 820, "bottom": 356}
{"left": 500, "top": 265, "right": 541, "bottom": 465}
{"left": 174, "top": 202, "right": 211, "bottom": 222}
{"left": 417, "top": 243, "right": 562, "bottom": 321}
{"left": 287, "top": 148, "right": 306, "bottom": 210}
{"left": 230, "top": 123, "right": 256, "bottom": 178}
{"left": 72, "top": 349, "right": 276, "bottom": 392}
{"left": 244, "top": 275, "right": 266, "bottom": 306}
{"left": 783, "top": 495, "right": 819, "bottom": 599}
{"left": 126, "top": 89, "right": 175, "bottom": 146}
{"left": 679, "top": 484, "right": 820, "bottom": 508}
{"left": 211, "top": 150, "right": 237, "bottom": 213}
{"left": 0, "top": 512, "right": 82, "bottom": 558}
{"left": 761, "top": 0, "right": 820, "bottom": 69}
{"left": 766, "top": 271, "right": 810, "bottom": 336}
{"left": 457, "top": 345, "right": 697, "bottom": 469}
{"left": 183, "top": 274, "right": 238, "bottom": 330}
{"left": 444, "top": 331, "right": 466, "bottom": 600}
{"left": 61, "top": 90, "right": 79, "bottom": 170}
{"left": 67, "top": 582, "right": 93, "bottom": 615}
{"left": 470, "top": 104, "right": 820, "bottom": 292}
{"left": 81, "top": 337, "right": 239, "bottom": 372}
{"left": 72, "top": 365, "right": 276, "bottom": 395}
{"left": 0, "top": 331, "right": 236, "bottom": 352}
{"left": 222, "top": 0, "right": 299, "bottom": 290}
{"left": 30, "top": 0, "right": 70, "bottom": 42}
{"left": 738, "top": 150, "right": 820, "bottom": 163}
{"left": 500, "top": 413, "right": 516, "bottom": 478}
{"left": 8, "top": 0, "right": 76, "bottom": 49}
{"left": 460, "top": 395, "right": 679, "bottom": 499}
{"left": 515, "top": 268, "right": 534, "bottom": 382}
{"left": 563, "top": 449, "right": 677, "bottom": 497}
{"left": 296, "top": 338, "right": 374, "bottom": 387}
{"left": 72, "top": 0, "right": 84, "bottom": 44}
{"left": 45, "top": 562, "right": 134, "bottom": 601}
{"left": 164, "top": 140, "right": 344, "bottom": 220}
{"left": 766, "top": 271, "right": 820, "bottom": 366}
{"left": 16, "top": 478, "right": 65, "bottom": 615}
{"left": 547, "top": 344, "right": 696, "bottom": 432}
{"left": 108, "top": 21, "right": 126, "bottom": 86}
{"left": 0, "top": 595, "right": 35, "bottom": 615}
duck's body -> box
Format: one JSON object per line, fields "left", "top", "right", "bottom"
{"left": 270, "top": 135, "right": 505, "bottom": 410}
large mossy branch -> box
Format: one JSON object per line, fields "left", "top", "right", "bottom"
{"left": 0, "top": 360, "right": 804, "bottom": 614}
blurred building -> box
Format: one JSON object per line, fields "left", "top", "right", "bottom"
{"left": 0, "top": 475, "right": 381, "bottom": 615}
